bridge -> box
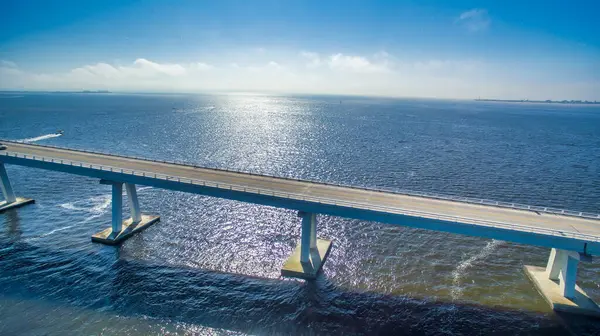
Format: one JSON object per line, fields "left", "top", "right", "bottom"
{"left": 0, "top": 140, "right": 599, "bottom": 316}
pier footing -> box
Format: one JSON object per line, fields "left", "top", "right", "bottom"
{"left": 281, "top": 239, "right": 332, "bottom": 279}
{"left": 91, "top": 215, "right": 160, "bottom": 245}
{"left": 0, "top": 197, "right": 34, "bottom": 213}
{"left": 524, "top": 265, "right": 600, "bottom": 317}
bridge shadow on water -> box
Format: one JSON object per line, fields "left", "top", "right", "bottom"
{"left": 0, "top": 233, "right": 597, "bottom": 335}
{"left": 107, "top": 259, "right": 596, "bottom": 335}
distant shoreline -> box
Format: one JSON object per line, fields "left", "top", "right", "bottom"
{"left": 79, "top": 90, "right": 111, "bottom": 94}
{"left": 475, "top": 98, "right": 599, "bottom": 105}
{"left": 0, "top": 90, "right": 597, "bottom": 103}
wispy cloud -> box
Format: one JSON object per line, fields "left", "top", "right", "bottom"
{"left": 191, "top": 62, "right": 213, "bottom": 71}
{"left": 245, "top": 61, "right": 284, "bottom": 72}
{"left": 412, "top": 60, "right": 481, "bottom": 73}
{"left": 1, "top": 51, "right": 597, "bottom": 100}
{"left": 131, "top": 58, "right": 187, "bottom": 76}
{"left": 1, "top": 60, "right": 17, "bottom": 68}
{"left": 68, "top": 58, "right": 211, "bottom": 80}
{"left": 328, "top": 53, "right": 390, "bottom": 73}
{"left": 456, "top": 9, "right": 491, "bottom": 32}
{"left": 0, "top": 60, "right": 21, "bottom": 76}
{"left": 300, "top": 51, "right": 321, "bottom": 68}
{"left": 300, "top": 51, "right": 391, "bottom": 73}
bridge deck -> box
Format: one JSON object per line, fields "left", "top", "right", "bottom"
{"left": 2, "top": 141, "right": 600, "bottom": 253}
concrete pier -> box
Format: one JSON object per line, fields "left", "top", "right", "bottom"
{"left": 0, "top": 163, "right": 33, "bottom": 213}
{"left": 91, "top": 214, "right": 160, "bottom": 245}
{"left": 91, "top": 180, "right": 159, "bottom": 245}
{"left": 281, "top": 211, "right": 332, "bottom": 279}
{"left": 524, "top": 248, "right": 600, "bottom": 317}
{"left": 0, "top": 197, "right": 35, "bottom": 213}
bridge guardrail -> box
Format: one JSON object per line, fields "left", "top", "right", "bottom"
{"left": 3, "top": 150, "right": 600, "bottom": 243}
{"left": 2, "top": 139, "right": 599, "bottom": 221}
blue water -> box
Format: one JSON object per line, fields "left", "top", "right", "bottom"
{"left": 1, "top": 92, "right": 599, "bottom": 335}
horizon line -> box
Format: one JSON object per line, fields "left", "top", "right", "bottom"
{"left": 2, "top": 89, "right": 599, "bottom": 104}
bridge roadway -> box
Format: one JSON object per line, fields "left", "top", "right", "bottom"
{"left": 2, "top": 140, "right": 600, "bottom": 255}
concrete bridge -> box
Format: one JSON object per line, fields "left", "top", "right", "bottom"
{"left": 0, "top": 140, "right": 599, "bottom": 316}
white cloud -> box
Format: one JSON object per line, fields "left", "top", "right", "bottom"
{"left": 71, "top": 63, "right": 119, "bottom": 78}
{"left": 131, "top": 58, "right": 187, "bottom": 76}
{"left": 456, "top": 9, "right": 491, "bottom": 32}
{"left": 0, "top": 52, "right": 597, "bottom": 101}
{"left": 66, "top": 58, "right": 191, "bottom": 81}
{"left": 300, "top": 51, "right": 321, "bottom": 68}
{"left": 81, "top": 58, "right": 215, "bottom": 80}
{"left": 328, "top": 53, "right": 390, "bottom": 73}
{"left": 191, "top": 62, "right": 213, "bottom": 71}
{"left": 244, "top": 61, "right": 285, "bottom": 72}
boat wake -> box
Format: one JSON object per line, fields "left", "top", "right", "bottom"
{"left": 59, "top": 186, "right": 154, "bottom": 221}
{"left": 26, "top": 224, "right": 78, "bottom": 241}
{"left": 60, "top": 194, "right": 113, "bottom": 222}
{"left": 18, "top": 133, "right": 63, "bottom": 143}
{"left": 27, "top": 187, "right": 154, "bottom": 241}
{"left": 450, "top": 239, "right": 503, "bottom": 300}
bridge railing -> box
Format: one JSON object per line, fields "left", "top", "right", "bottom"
{"left": 3, "top": 150, "right": 600, "bottom": 244}
{"left": 2, "top": 139, "right": 599, "bottom": 221}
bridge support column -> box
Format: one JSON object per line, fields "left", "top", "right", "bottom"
{"left": 524, "top": 248, "right": 600, "bottom": 317}
{"left": 281, "top": 211, "right": 332, "bottom": 280}
{"left": 0, "top": 163, "right": 34, "bottom": 213}
{"left": 91, "top": 180, "right": 159, "bottom": 245}
{"left": 125, "top": 183, "right": 142, "bottom": 223}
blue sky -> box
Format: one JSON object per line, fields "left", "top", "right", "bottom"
{"left": 1, "top": 0, "right": 599, "bottom": 99}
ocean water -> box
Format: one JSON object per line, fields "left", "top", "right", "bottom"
{"left": 0, "top": 92, "right": 599, "bottom": 335}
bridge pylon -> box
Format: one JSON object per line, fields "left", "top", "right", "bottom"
{"left": 281, "top": 211, "right": 332, "bottom": 279}
{"left": 91, "top": 180, "right": 159, "bottom": 244}
{"left": 0, "top": 163, "right": 34, "bottom": 213}
{"left": 525, "top": 248, "right": 600, "bottom": 317}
